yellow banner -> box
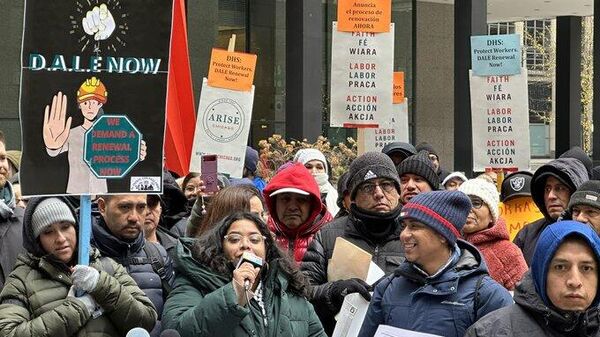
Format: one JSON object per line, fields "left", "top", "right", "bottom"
{"left": 499, "top": 196, "right": 543, "bottom": 241}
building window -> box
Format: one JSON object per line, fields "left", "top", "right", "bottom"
{"left": 487, "top": 22, "right": 515, "bottom": 35}
{"left": 525, "top": 20, "right": 552, "bottom": 72}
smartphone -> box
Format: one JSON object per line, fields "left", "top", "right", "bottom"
{"left": 201, "top": 154, "right": 219, "bottom": 193}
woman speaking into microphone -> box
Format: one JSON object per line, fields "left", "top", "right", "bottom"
{"left": 162, "top": 212, "right": 326, "bottom": 337}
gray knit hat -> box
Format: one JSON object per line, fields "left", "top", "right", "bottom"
{"left": 568, "top": 180, "right": 600, "bottom": 211}
{"left": 347, "top": 152, "right": 400, "bottom": 199}
{"left": 397, "top": 151, "right": 440, "bottom": 189}
{"left": 32, "top": 198, "right": 76, "bottom": 239}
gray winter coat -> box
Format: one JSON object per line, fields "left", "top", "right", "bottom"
{"left": 465, "top": 272, "right": 600, "bottom": 337}
{"left": 0, "top": 182, "right": 24, "bottom": 290}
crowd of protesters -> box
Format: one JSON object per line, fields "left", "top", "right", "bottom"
{"left": 2, "top": 130, "right": 600, "bottom": 336}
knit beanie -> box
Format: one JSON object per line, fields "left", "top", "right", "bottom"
{"left": 458, "top": 179, "right": 500, "bottom": 223}
{"left": 397, "top": 151, "right": 440, "bottom": 190}
{"left": 415, "top": 142, "right": 438, "bottom": 158}
{"left": 568, "top": 180, "right": 600, "bottom": 211}
{"left": 244, "top": 146, "right": 259, "bottom": 173}
{"left": 6, "top": 150, "right": 21, "bottom": 171}
{"left": 442, "top": 172, "right": 468, "bottom": 187}
{"left": 347, "top": 152, "right": 400, "bottom": 199}
{"left": 294, "top": 149, "right": 328, "bottom": 174}
{"left": 500, "top": 170, "right": 533, "bottom": 202}
{"left": 399, "top": 190, "right": 471, "bottom": 246}
{"left": 32, "top": 197, "right": 76, "bottom": 239}
{"left": 381, "top": 142, "right": 416, "bottom": 158}
{"left": 531, "top": 221, "right": 600, "bottom": 308}
{"left": 560, "top": 146, "right": 593, "bottom": 178}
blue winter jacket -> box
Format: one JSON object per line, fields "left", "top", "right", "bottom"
{"left": 91, "top": 216, "right": 175, "bottom": 336}
{"left": 358, "top": 240, "right": 513, "bottom": 337}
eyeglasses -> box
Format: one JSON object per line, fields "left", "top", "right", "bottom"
{"left": 469, "top": 197, "right": 484, "bottom": 209}
{"left": 357, "top": 180, "right": 396, "bottom": 194}
{"left": 224, "top": 233, "right": 267, "bottom": 245}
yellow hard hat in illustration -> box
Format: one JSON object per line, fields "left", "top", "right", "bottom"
{"left": 76, "top": 77, "right": 108, "bottom": 104}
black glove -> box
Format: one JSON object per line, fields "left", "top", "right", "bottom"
{"left": 327, "top": 278, "right": 372, "bottom": 312}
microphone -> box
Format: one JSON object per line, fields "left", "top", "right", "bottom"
{"left": 160, "top": 329, "right": 181, "bottom": 337}
{"left": 126, "top": 327, "right": 150, "bottom": 337}
{"left": 236, "top": 251, "right": 263, "bottom": 290}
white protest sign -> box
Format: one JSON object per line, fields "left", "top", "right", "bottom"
{"left": 363, "top": 98, "right": 409, "bottom": 152}
{"left": 332, "top": 293, "right": 370, "bottom": 337}
{"left": 330, "top": 21, "right": 394, "bottom": 128}
{"left": 470, "top": 68, "right": 530, "bottom": 171}
{"left": 190, "top": 78, "right": 254, "bottom": 178}
{"left": 374, "top": 325, "right": 442, "bottom": 337}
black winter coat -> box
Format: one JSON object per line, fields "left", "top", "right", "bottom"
{"left": 0, "top": 186, "right": 23, "bottom": 291}
{"left": 91, "top": 217, "right": 175, "bottom": 337}
{"left": 300, "top": 212, "right": 404, "bottom": 335}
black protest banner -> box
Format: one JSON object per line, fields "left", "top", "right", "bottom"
{"left": 20, "top": 0, "right": 173, "bottom": 196}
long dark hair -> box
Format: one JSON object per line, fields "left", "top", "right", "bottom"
{"left": 192, "top": 211, "right": 309, "bottom": 297}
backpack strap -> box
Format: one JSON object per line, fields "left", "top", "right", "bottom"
{"left": 143, "top": 243, "right": 172, "bottom": 295}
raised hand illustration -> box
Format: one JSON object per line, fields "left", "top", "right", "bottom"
{"left": 82, "top": 4, "right": 116, "bottom": 41}
{"left": 43, "top": 92, "right": 72, "bottom": 150}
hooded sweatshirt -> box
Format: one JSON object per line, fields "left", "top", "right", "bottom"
{"left": 514, "top": 157, "right": 589, "bottom": 265}
{"left": 264, "top": 163, "right": 333, "bottom": 263}
{"left": 466, "top": 221, "right": 600, "bottom": 337}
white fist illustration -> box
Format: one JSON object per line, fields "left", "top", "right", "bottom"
{"left": 82, "top": 4, "right": 116, "bottom": 41}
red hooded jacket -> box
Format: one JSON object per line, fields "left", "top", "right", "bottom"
{"left": 264, "top": 163, "right": 333, "bottom": 263}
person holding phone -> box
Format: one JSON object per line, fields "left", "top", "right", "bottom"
{"left": 162, "top": 212, "right": 326, "bottom": 337}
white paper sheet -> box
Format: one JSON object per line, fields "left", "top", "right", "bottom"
{"left": 332, "top": 293, "right": 370, "bottom": 337}
{"left": 366, "top": 261, "right": 385, "bottom": 285}
{"left": 374, "top": 325, "right": 442, "bottom": 337}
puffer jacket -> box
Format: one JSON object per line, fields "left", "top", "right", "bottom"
{"left": 162, "top": 238, "right": 327, "bottom": 337}
{"left": 358, "top": 240, "right": 513, "bottom": 337}
{"left": 0, "top": 196, "right": 157, "bottom": 336}
{"left": 0, "top": 181, "right": 24, "bottom": 290}
{"left": 92, "top": 216, "right": 174, "bottom": 336}
{"left": 464, "top": 218, "right": 527, "bottom": 290}
{"left": 514, "top": 157, "right": 589, "bottom": 265}
{"left": 264, "top": 163, "right": 333, "bottom": 263}
{"left": 465, "top": 272, "right": 600, "bottom": 337}
{"left": 300, "top": 206, "right": 404, "bottom": 334}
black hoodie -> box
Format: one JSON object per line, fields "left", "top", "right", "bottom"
{"left": 513, "top": 158, "right": 589, "bottom": 265}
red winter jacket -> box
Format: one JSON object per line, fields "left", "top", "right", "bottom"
{"left": 264, "top": 163, "right": 333, "bottom": 263}
{"left": 464, "top": 218, "right": 528, "bottom": 290}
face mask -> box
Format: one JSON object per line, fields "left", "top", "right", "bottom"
{"left": 313, "top": 172, "right": 330, "bottom": 191}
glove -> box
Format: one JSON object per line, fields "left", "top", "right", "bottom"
{"left": 71, "top": 265, "right": 100, "bottom": 293}
{"left": 327, "top": 278, "right": 372, "bottom": 312}
{"left": 67, "top": 286, "right": 104, "bottom": 318}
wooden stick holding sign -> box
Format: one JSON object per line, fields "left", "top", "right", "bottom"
{"left": 228, "top": 34, "right": 236, "bottom": 52}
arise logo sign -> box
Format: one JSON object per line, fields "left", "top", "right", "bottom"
{"left": 202, "top": 97, "right": 245, "bottom": 143}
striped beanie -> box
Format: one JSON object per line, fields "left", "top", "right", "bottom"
{"left": 399, "top": 190, "right": 471, "bottom": 245}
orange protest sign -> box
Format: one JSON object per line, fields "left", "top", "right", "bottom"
{"left": 499, "top": 196, "right": 543, "bottom": 241}
{"left": 207, "top": 48, "right": 257, "bottom": 91}
{"left": 337, "top": 0, "right": 391, "bottom": 33}
{"left": 393, "top": 72, "right": 405, "bottom": 103}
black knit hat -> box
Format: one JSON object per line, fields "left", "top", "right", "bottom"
{"left": 336, "top": 171, "right": 350, "bottom": 209}
{"left": 593, "top": 166, "right": 600, "bottom": 180}
{"left": 500, "top": 170, "right": 533, "bottom": 202}
{"left": 560, "top": 146, "right": 592, "bottom": 178}
{"left": 400, "top": 190, "right": 471, "bottom": 246}
{"left": 382, "top": 142, "right": 416, "bottom": 158}
{"left": 568, "top": 180, "right": 600, "bottom": 211}
{"left": 416, "top": 142, "right": 438, "bottom": 158}
{"left": 397, "top": 151, "right": 440, "bottom": 190}
{"left": 347, "top": 152, "right": 400, "bottom": 199}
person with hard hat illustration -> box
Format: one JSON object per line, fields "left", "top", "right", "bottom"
{"left": 42, "top": 77, "right": 146, "bottom": 194}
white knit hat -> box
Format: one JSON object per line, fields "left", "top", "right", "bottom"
{"left": 32, "top": 198, "right": 76, "bottom": 238}
{"left": 458, "top": 178, "right": 500, "bottom": 223}
{"left": 442, "top": 172, "right": 468, "bottom": 187}
{"left": 294, "top": 149, "right": 328, "bottom": 174}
